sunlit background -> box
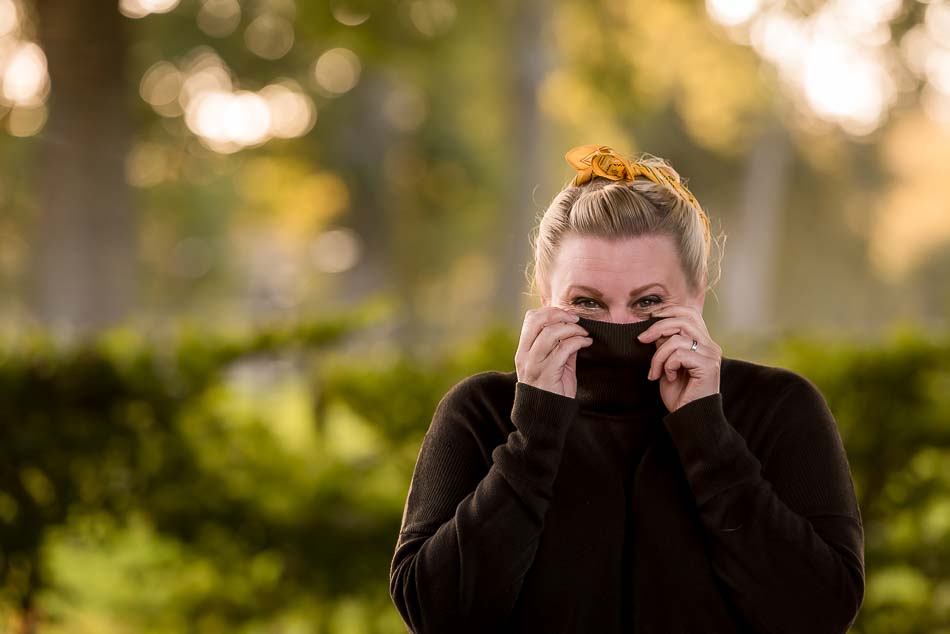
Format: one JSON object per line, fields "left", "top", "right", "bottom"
{"left": 0, "top": 0, "right": 948, "bottom": 632}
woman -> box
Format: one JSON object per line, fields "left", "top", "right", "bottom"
{"left": 389, "top": 144, "right": 865, "bottom": 633}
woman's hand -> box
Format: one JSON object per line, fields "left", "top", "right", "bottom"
{"left": 636, "top": 303, "right": 721, "bottom": 412}
{"left": 515, "top": 307, "right": 593, "bottom": 398}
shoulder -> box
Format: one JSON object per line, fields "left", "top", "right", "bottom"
{"left": 436, "top": 369, "right": 517, "bottom": 413}
{"left": 721, "top": 359, "right": 861, "bottom": 519}
{"left": 719, "top": 356, "right": 833, "bottom": 438}
{"left": 428, "top": 369, "right": 517, "bottom": 444}
{"left": 721, "top": 355, "right": 825, "bottom": 405}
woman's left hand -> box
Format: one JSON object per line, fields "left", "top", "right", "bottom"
{"left": 637, "top": 304, "right": 721, "bottom": 413}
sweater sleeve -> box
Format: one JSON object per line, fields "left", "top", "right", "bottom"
{"left": 389, "top": 377, "right": 580, "bottom": 633}
{"left": 662, "top": 376, "right": 865, "bottom": 634}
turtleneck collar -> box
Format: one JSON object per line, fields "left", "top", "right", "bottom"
{"left": 574, "top": 315, "right": 669, "bottom": 418}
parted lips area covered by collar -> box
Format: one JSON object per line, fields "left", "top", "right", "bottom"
{"left": 573, "top": 315, "right": 669, "bottom": 417}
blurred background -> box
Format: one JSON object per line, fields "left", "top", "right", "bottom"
{"left": 0, "top": 0, "right": 948, "bottom": 631}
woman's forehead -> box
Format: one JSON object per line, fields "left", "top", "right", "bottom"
{"left": 554, "top": 234, "right": 680, "bottom": 277}
{"left": 558, "top": 232, "right": 676, "bottom": 257}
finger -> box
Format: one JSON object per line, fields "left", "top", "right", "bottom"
{"left": 648, "top": 307, "right": 722, "bottom": 356}
{"left": 520, "top": 307, "right": 579, "bottom": 352}
{"left": 663, "top": 348, "right": 713, "bottom": 382}
{"left": 663, "top": 349, "right": 691, "bottom": 381}
{"left": 650, "top": 306, "right": 706, "bottom": 338}
{"left": 637, "top": 317, "right": 705, "bottom": 345}
{"left": 522, "top": 306, "right": 579, "bottom": 336}
{"left": 650, "top": 304, "right": 709, "bottom": 337}
{"left": 549, "top": 332, "right": 593, "bottom": 369}
{"left": 648, "top": 334, "right": 699, "bottom": 380}
{"left": 533, "top": 322, "right": 590, "bottom": 362}
{"left": 648, "top": 334, "right": 681, "bottom": 380}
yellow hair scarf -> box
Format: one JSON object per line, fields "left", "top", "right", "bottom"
{"left": 564, "top": 143, "right": 710, "bottom": 243}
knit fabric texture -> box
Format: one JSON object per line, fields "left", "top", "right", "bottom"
{"left": 389, "top": 317, "right": 865, "bottom": 633}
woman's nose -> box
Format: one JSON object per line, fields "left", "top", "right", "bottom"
{"left": 606, "top": 310, "right": 645, "bottom": 324}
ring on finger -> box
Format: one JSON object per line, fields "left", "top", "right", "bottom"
{"left": 674, "top": 329, "right": 700, "bottom": 353}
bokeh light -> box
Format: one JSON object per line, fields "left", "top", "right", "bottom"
{"left": 311, "top": 227, "right": 362, "bottom": 274}
{"left": 244, "top": 14, "right": 295, "bottom": 60}
{"left": 0, "top": 0, "right": 48, "bottom": 136}
{"left": 259, "top": 81, "right": 317, "bottom": 138}
{"left": 140, "top": 60, "right": 183, "bottom": 116}
{"left": 7, "top": 103, "right": 45, "bottom": 137}
{"left": 330, "top": 0, "right": 370, "bottom": 27}
{"left": 179, "top": 49, "right": 234, "bottom": 105}
{"left": 119, "top": 0, "right": 182, "bottom": 19}
{"left": 705, "top": 0, "right": 761, "bottom": 27}
{"left": 925, "top": 0, "right": 950, "bottom": 43}
{"left": 185, "top": 90, "right": 271, "bottom": 152}
{"left": 196, "top": 0, "right": 241, "bottom": 38}
{"left": 801, "top": 35, "right": 895, "bottom": 134}
{"left": 707, "top": 0, "right": 939, "bottom": 135}
{"left": 125, "top": 142, "right": 169, "bottom": 188}
{"left": 408, "top": 0, "right": 456, "bottom": 38}
{"left": 2, "top": 41, "right": 48, "bottom": 106}
{"left": 0, "top": 0, "right": 18, "bottom": 38}
{"left": 314, "top": 47, "right": 361, "bottom": 96}
{"left": 135, "top": 48, "right": 319, "bottom": 153}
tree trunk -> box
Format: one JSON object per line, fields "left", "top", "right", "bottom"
{"left": 720, "top": 117, "right": 792, "bottom": 337}
{"left": 495, "top": 0, "right": 552, "bottom": 323}
{"left": 29, "top": 0, "right": 135, "bottom": 340}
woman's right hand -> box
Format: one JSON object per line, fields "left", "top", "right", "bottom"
{"left": 515, "top": 307, "right": 593, "bottom": 398}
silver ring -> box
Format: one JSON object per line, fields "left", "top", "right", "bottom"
{"left": 690, "top": 339, "right": 698, "bottom": 351}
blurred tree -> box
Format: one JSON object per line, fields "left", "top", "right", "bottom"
{"left": 0, "top": 0, "right": 944, "bottom": 345}
{"left": 29, "top": 0, "right": 135, "bottom": 337}
{"left": 496, "top": 0, "right": 553, "bottom": 323}
{"left": 721, "top": 116, "right": 793, "bottom": 335}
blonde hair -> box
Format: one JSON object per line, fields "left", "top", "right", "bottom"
{"left": 525, "top": 151, "right": 725, "bottom": 302}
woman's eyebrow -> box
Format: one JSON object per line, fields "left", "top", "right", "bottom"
{"left": 565, "top": 283, "right": 668, "bottom": 297}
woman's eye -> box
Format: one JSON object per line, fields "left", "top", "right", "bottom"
{"left": 571, "top": 296, "right": 662, "bottom": 309}
{"left": 571, "top": 297, "right": 600, "bottom": 309}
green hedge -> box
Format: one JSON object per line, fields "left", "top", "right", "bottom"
{"left": 1, "top": 315, "right": 947, "bottom": 633}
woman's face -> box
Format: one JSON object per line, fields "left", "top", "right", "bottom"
{"left": 542, "top": 232, "right": 704, "bottom": 324}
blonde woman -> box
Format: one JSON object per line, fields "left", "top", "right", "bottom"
{"left": 389, "top": 144, "right": 864, "bottom": 633}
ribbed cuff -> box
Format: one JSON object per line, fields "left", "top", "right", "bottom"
{"left": 511, "top": 381, "right": 580, "bottom": 444}
{"left": 663, "top": 392, "right": 762, "bottom": 507}
{"left": 663, "top": 392, "right": 727, "bottom": 448}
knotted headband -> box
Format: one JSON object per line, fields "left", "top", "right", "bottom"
{"left": 564, "top": 143, "right": 710, "bottom": 243}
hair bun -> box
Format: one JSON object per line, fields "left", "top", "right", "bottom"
{"left": 564, "top": 143, "right": 709, "bottom": 243}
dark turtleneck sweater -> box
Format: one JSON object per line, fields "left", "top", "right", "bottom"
{"left": 389, "top": 316, "right": 865, "bottom": 633}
